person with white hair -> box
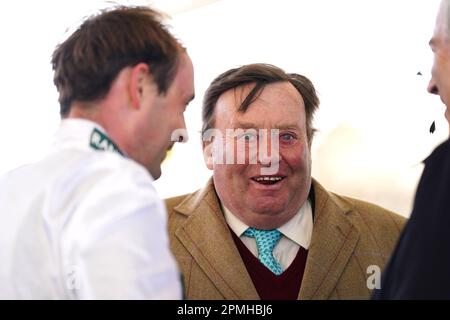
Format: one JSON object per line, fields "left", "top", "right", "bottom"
{"left": 373, "top": 0, "right": 450, "bottom": 299}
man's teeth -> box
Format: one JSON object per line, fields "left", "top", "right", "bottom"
{"left": 254, "top": 176, "right": 283, "bottom": 182}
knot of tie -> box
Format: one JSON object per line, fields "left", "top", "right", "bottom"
{"left": 244, "top": 227, "right": 283, "bottom": 275}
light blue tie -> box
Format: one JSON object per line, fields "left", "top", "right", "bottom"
{"left": 244, "top": 227, "right": 283, "bottom": 275}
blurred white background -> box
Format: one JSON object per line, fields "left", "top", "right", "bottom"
{"left": 0, "top": 0, "right": 446, "bottom": 217}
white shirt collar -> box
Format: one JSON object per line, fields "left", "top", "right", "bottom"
{"left": 53, "top": 118, "right": 123, "bottom": 156}
{"left": 222, "top": 199, "right": 313, "bottom": 250}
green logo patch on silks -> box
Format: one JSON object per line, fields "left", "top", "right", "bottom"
{"left": 89, "top": 128, "right": 123, "bottom": 156}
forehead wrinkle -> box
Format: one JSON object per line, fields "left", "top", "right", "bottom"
{"left": 259, "top": 82, "right": 305, "bottom": 110}
{"left": 218, "top": 82, "right": 307, "bottom": 131}
{"left": 229, "top": 82, "right": 305, "bottom": 116}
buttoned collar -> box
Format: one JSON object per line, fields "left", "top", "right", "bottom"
{"left": 222, "top": 199, "right": 313, "bottom": 250}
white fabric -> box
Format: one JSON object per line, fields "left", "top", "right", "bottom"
{"left": 223, "top": 199, "right": 313, "bottom": 270}
{"left": 0, "top": 119, "right": 182, "bottom": 300}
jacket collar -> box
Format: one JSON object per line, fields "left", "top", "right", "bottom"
{"left": 173, "top": 178, "right": 360, "bottom": 300}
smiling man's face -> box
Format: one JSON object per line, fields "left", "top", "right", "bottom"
{"left": 207, "top": 82, "right": 312, "bottom": 230}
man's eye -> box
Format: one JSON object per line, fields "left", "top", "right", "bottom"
{"left": 280, "top": 133, "right": 296, "bottom": 141}
{"left": 239, "top": 132, "right": 257, "bottom": 141}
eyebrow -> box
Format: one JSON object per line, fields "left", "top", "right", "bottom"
{"left": 234, "top": 121, "right": 300, "bottom": 130}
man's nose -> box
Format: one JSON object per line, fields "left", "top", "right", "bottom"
{"left": 171, "top": 118, "right": 188, "bottom": 143}
{"left": 257, "top": 131, "right": 280, "bottom": 166}
{"left": 428, "top": 78, "right": 439, "bottom": 95}
{"left": 178, "top": 117, "right": 188, "bottom": 143}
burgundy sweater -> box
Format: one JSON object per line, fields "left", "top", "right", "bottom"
{"left": 231, "top": 231, "right": 308, "bottom": 300}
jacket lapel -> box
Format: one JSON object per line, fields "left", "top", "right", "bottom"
{"left": 299, "top": 180, "right": 360, "bottom": 300}
{"left": 173, "top": 180, "right": 259, "bottom": 299}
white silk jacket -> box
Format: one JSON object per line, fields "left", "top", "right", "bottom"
{"left": 0, "top": 119, "right": 182, "bottom": 299}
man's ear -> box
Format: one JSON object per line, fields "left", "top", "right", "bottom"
{"left": 202, "top": 140, "right": 214, "bottom": 170}
{"left": 129, "top": 63, "right": 150, "bottom": 109}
